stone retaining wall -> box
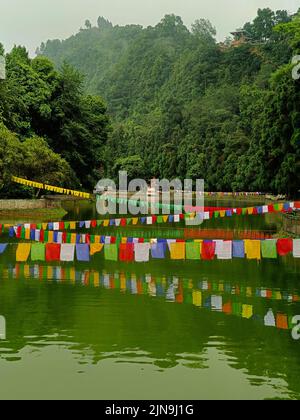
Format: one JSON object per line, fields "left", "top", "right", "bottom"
{"left": 0, "top": 199, "right": 60, "bottom": 211}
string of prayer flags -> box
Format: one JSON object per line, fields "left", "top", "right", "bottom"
{"left": 1, "top": 237, "right": 300, "bottom": 263}
{"left": 4, "top": 201, "right": 300, "bottom": 238}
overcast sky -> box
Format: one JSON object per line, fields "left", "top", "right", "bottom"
{"left": 0, "top": 0, "right": 298, "bottom": 55}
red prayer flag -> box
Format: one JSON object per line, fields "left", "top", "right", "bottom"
{"left": 201, "top": 241, "right": 216, "bottom": 260}
{"left": 277, "top": 239, "right": 293, "bottom": 256}
{"left": 46, "top": 243, "right": 61, "bottom": 261}
{"left": 119, "top": 243, "right": 134, "bottom": 262}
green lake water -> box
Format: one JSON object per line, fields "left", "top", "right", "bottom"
{"left": 0, "top": 199, "right": 300, "bottom": 400}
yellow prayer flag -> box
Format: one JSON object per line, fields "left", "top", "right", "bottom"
{"left": 70, "top": 222, "right": 76, "bottom": 230}
{"left": 103, "top": 220, "right": 110, "bottom": 227}
{"left": 48, "top": 231, "right": 54, "bottom": 244}
{"left": 170, "top": 242, "right": 186, "bottom": 260}
{"left": 245, "top": 240, "right": 261, "bottom": 260}
{"left": 247, "top": 207, "right": 254, "bottom": 215}
{"left": 25, "top": 229, "right": 30, "bottom": 240}
{"left": 90, "top": 244, "right": 104, "bottom": 256}
{"left": 16, "top": 244, "right": 31, "bottom": 262}
{"left": 163, "top": 215, "right": 169, "bottom": 223}
{"left": 71, "top": 234, "right": 77, "bottom": 244}
{"left": 42, "top": 223, "right": 48, "bottom": 231}
{"left": 132, "top": 218, "right": 139, "bottom": 225}
{"left": 220, "top": 210, "right": 226, "bottom": 218}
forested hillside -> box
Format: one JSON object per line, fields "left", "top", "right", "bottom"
{"left": 0, "top": 44, "right": 110, "bottom": 196}
{"left": 39, "top": 9, "right": 300, "bottom": 194}
{"left": 1, "top": 8, "right": 300, "bottom": 197}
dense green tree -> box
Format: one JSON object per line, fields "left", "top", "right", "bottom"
{"left": 112, "top": 155, "right": 146, "bottom": 180}
{"left": 0, "top": 123, "right": 76, "bottom": 197}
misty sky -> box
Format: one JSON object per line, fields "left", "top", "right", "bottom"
{"left": 0, "top": 0, "right": 299, "bottom": 55}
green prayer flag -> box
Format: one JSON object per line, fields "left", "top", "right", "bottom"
{"left": 186, "top": 242, "right": 200, "bottom": 260}
{"left": 31, "top": 243, "right": 46, "bottom": 261}
{"left": 44, "top": 231, "right": 49, "bottom": 242}
{"left": 261, "top": 240, "right": 277, "bottom": 259}
{"left": 21, "top": 228, "right": 26, "bottom": 240}
{"left": 104, "top": 244, "right": 118, "bottom": 261}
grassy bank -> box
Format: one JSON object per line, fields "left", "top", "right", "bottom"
{"left": 0, "top": 207, "right": 68, "bottom": 224}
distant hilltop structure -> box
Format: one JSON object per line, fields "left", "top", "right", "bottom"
{"left": 230, "top": 29, "right": 252, "bottom": 47}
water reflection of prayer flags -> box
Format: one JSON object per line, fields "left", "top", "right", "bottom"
{"left": 277, "top": 239, "right": 293, "bottom": 256}
{"left": 232, "top": 302, "right": 242, "bottom": 316}
{"left": 264, "top": 309, "right": 276, "bottom": 327}
{"left": 223, "top": 301, "right": 232, "bottom": 314}
{"left": 0, "top": 244, "right": 8, "bottom": 254}
{"left": 293, "top": 239, "right": 300, "bottom": 258}
{"left": 261, "top": 240, "right": 277, "bottom": 259}
{"left": 211, "top": 296, "right": 222, "bottom": 311}
{"left": 186, "top": 242, "right": 201, "bottom": 260}
{"left": 276, "top": 313, "right": 289, "bottom": 330}
{"left": 170, "top": 242, "right": 186, "bottom": 260}
{"left": 31, "top": 243, "right": 45, "bottom": 261}
{"left": 60, "top": 244, "right": 75, "bottom": 262}
{"left": 16, "top": 243, "right": 31, "bottom": 262}
{"left": 46, "top": 244, "right": 61, "bottom": 261}
{"left": 76, "top": 244, "right": 90, "bottom": 262}
{"left": 245, "top": 240, "right": 261, "bottom": 260}
{"left": 134, "top": 243, "right": 151, "bottom": 262}
{"left": 201, "top": 241, "right": 216, "bottom": 260}
{"left": 242, "top": 305, "right": 253, "bottom": 319}
{"left": 192, "top": 290, "right": 202, "bottom": 307}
